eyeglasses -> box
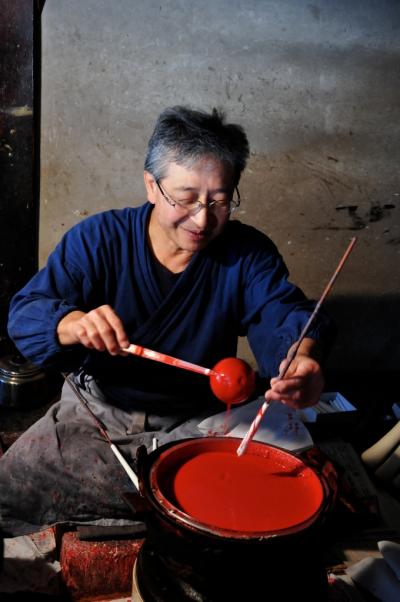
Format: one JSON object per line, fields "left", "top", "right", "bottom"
{"left": 156, "top": 180, "right": 240, "bottom": 216}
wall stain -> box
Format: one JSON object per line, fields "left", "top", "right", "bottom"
{"left": 308, "top": 4, "right": 321, "bottom": 21}
{"left": 315, "top": 201, "right": 397, "bottom": 231}
{"left": 386, "top": 237, "right": 400, "bottom": 246}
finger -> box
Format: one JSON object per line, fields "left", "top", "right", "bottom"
{"left": 279, "top": 355, "right": 319, "bottom": 380}
{"left": 265, "top": 389, "right": 283, "bottom": 403}
{"left": 267, "top": 378, "right": 318, "bottom": 407}
{"left": 265, "top": 388, "right": 311, "bottom": 409}
{"left": 84, "top": 310, "right": 121, "bottom": 354}
{"left": 100, "top": 306, "right": 129, "bottom": 349}
{"left": 78, "top": 317, "right": 108, "bottom": 351}
{"left": 264, "top": 391, "right": 302, "bottom": 409}
{"left": 74, "top": 319, "right": 98, "bottom": 349}
{"left": 270, "top": 376, "right": 304, "bottom": 396}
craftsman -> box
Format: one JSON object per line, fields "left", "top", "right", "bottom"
{"left": 1, "top": 106, "right": 334, "bottom": 536}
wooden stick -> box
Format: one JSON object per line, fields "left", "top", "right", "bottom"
{"left": 63, "top": 373, "right": 139, "bottom": 490}
{"left": 123, "top": 343, "right": 216, "bottom": 376}
{"left": 278, "top": 236, "right": 357, "bottom": 381}
{"left": 237, "top": 237, "right": 357, "bottom": 457}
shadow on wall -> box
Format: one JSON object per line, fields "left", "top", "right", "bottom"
{"left": 323, "top": 294, "right": 399, "bottom": 408}
{"left": 324, "top": 294, "right": 399, "bottom": 375}
{"left": 239, "top": 292, "right": 399, "bottom": 409}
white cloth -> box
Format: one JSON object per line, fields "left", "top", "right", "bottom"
{"left": 2, "top": 530, "right": 60, "bottom": 594}
{"left": 347, "top": 540, "right": 400, "bottom": 602}
{"left": 197, "top": 397, "right": 314, "bottom": 452}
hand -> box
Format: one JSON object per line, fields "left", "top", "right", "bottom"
{"left": 57, "top": 305, "right": 129, "bottom": 355}
{"left": 264, "top": 353, "right": 324, "bottom": 409}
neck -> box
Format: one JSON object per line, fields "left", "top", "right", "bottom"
{"left": 147, "top": 216, "right": 194, "bottom": 273}
{"left": 153, "top": 247, "right": 193, "bottom": 273}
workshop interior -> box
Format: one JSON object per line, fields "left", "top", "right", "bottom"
{"left": 0, "top": 1, "right": 399, "bottom": 600}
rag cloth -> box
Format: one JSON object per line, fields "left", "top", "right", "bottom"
{"left": 0, "top": 374, "right": 209, "bottom": 537}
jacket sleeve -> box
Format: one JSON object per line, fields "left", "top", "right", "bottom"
{"left": 240, "top": 233, "right": 335, "bottom": 379}
{"left": 7, "top": 229, "right": 95, "bottom": 370}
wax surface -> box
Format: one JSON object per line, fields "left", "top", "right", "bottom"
{"left": 170, "top": 450, "right": 323, "bottom": 533}
{"left": 210, "top": 358, "right": 255, "bottom": 405}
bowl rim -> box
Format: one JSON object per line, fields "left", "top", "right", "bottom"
{"left": 146, "top": 437, "right": 328, "bottom": 540}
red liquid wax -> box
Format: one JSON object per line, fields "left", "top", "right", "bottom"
{"left": 222, "top": 403, "right": 231, "bottom": 435}
{"left": 170, "top": 450, "right": 324, "bottom": 533}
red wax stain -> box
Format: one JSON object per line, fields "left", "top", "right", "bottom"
{"left": 60, "top": 531, "right": 143, "bottom": 600}
{"left": 210, "top": 358, "right": 255, "bottom": 405}
{"left": 164, "top": 449, "right": 323, "bottom": 533}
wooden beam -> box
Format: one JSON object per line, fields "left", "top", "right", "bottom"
{"left": 0, "top": 0, "right": 42, "bottom": 335}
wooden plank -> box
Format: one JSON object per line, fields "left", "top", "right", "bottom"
{"left": 0, "top": 0, "right": 42, "bottom": 334}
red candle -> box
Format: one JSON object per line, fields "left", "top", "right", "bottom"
{"left": 210, "top": 358, "right": 255, "bottom": 405}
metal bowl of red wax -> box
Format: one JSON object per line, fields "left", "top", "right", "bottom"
{"left": 144, "top": 437, "right": 329, "bottom": 541}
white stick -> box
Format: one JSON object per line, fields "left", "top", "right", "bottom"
{"left": 237, "top": 237, "right": 357, "bottom": 457}
{"left": 110, "top": 443, "right": 139, "bottom": 490}
{"left": 236, "top": 401, "right": 270, "bottom": 456}
{"left": 123, "top": 343, "right": 214, "bottom": 376}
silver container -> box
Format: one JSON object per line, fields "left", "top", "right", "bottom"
{"left": 0, "top": 354, "right": 49, "bottom": 408}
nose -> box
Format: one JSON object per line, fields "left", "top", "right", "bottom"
{"left": 189, "top": 202, "right": 210, "bottom": 229}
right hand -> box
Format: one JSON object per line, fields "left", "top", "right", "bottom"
{"left": 56, "top": 305, "right": 129, "bottom": 355}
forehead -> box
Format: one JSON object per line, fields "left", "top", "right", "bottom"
{"left": 163, "top": 157, "right": 234, "bottom": 187}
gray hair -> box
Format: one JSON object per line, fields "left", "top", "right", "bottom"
{"left": 144, "top": 106, "right": 249, "bottom": 186}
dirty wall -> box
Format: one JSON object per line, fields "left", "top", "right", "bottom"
{"left": 40, "top": 0, "right": 400, "bottom": 377}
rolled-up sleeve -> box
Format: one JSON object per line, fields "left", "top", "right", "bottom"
{"left": 8, "top": 232, "right": 93, "bottom": 369}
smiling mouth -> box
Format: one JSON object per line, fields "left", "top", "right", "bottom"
{"left": 185, "top": 229, "right": 208, "bottom": 239}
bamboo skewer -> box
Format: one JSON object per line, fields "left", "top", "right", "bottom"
{"left": 122, "top": 343, "right": 217, "bottom": 376}
{"left": 63, "top": 373, "right": 139, "bottom": 490}
{"left": 236, "top": 237, "right": 357, "bottom": 457}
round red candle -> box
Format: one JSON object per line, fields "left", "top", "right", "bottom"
{"left": 210, "top": 358, "right": 256, "bottom": 405}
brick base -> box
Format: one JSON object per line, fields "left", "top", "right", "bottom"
{"left": 60, "top": 531, "right": 144, "bottom": 601}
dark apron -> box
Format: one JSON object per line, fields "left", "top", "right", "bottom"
{"left": 0, "top": 373, "right": 210, "bottom": 537}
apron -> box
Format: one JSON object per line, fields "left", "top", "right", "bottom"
{"left": 0, "top": 373, "right": 211, "bottom": 537}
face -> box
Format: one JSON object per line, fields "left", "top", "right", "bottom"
{"left": 145, "top": 157, "right": 234, "bottom": 260}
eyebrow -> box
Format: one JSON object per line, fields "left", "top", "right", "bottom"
{"left": 173, "top": 186, "right": 231, "bottom": 194}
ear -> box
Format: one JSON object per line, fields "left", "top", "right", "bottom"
{"left": 144, "top": 171, "right": 158, "bottom": 204}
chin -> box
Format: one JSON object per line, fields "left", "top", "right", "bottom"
{"left": 184, "top": 230, "right": 220, "bottom": 249}
{"left": 188, "top": 237, "right": 213, "bottom": 252}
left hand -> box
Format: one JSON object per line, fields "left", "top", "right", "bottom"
{"left": 264, "top": 353, "right": 324, "bottom": 409}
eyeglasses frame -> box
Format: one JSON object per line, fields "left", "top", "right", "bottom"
{"left": 155, "top": 179, "right": 241, "bottom": 216}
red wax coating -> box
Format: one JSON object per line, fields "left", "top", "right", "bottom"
{"left": 210, "top": 358, "right": 256, "bottom": 404}
{"left": 171, "top": 450, "right": 324, "bottom": 533}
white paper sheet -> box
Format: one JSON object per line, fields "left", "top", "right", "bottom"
{"left": 296, "top": 391, "right": 356, "bottom": 423}
{"left": 197, "top": 397, "right": 314, "bottom": 452}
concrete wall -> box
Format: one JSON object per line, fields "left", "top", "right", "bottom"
{"left": 40, "top": 0, "right": 400, "bottom": 376}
